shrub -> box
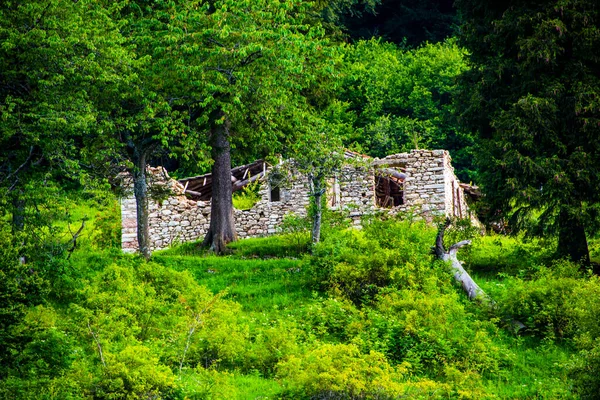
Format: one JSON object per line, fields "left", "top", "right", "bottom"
{"left": 91, "top": 201, "right": 121, "bottom": 250}
{"left": 488, "top": 261, "right": 587, "bottom": 340}
{"left": 465, "top": 234, "right": 554, "bottom": 276}
{"left": 295, "top": 297, "right": 362, "bottom": 341}
{"left": 307, "top": 218, "right": 445, "bottom": 305}
{"left": 569, "top": 337, "right": 600, "bottom": 399}
{"left": 351, "top": 289, "right": 510, "bottom": 377}
{"left": 277, "top": 343, "right": 406, "bottom": 399}
{"left": 232, "top": 180, "right": 261, "bottom": 210}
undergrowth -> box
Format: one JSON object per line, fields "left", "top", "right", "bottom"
{"left": 2, "top": 198, "right": 599, "bottom": 399}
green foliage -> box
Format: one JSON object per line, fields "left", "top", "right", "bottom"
{"left": 90, "top": 200, "right": 122, "bottom": 250}
{"left": 484, "top": 261, "right": 598, "bottom": 341}
{"left": 456, "top": 0, "right": 600, "bottom": 261}
{"left": 232, "top": 180, "right": 261, "bottom": 211}
{"left": 569, "top": 337, "right": 600, "bottom": 399}
{"left": 308, "top": 218, "right": 440, "bottom": 304}
{"left": 295, "top": 296, "right": 362, "bottom": 342}
{"left": 227, "top": 233, "right": 310, "bottom": 258}
{"left": 354, "top": 290, "right": 509, "bottom": 376}
{"left": 3, "top": 192, "right": 597, "bottom": 398}
{"left": 0, "top": 231, "right": 49, "bottom": 379}
{"left": 465, "top": 234, "right": 555, "bottom": 277}
{"left": 338, "top": 39, "right": 475, "bottom": 180}
{"left": 277, "top": 343, "right": 407, "bottom": 399}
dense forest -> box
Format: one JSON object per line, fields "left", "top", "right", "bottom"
{"left": 1, "top": 0, "right": 600, "bottom": 398}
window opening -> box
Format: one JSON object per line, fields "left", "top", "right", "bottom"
{"left": 328, "top": 177, "right": 341, "bottom": 208}
{"left": 270, "top": 186, "right": 281, "bottom": 202}
{"left": 375, "top": 171, "right": 404, "bottom": 208}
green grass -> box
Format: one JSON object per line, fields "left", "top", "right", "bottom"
{"left": 27, "top": 192, "right": 588, "bottom": 399}
{"left": 149, "top": 232, "right": 581, "bottom": 398}
{"left": 177, "top": 369, "right": 282, "bottom": 399}
{"left": 483, "top": 336, "right": 576, "bottom": 399}
{"left": 153, "top": 254, "right": 310, "bottom": 311}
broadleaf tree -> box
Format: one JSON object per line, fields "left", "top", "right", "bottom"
{"left": 149, "top": 0, "right": 338, "bottom": 253}
{"left": 0, "top": 0, "right": 133, "bottom": 250}
{"left": 338, "top": 39, "right": 475, "bottom": 181}
{"left": 456, "top": 0, "right": 600, "bottom": 265}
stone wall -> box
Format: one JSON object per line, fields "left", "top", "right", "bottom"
{"left": 121, "top": 167, "right": 310, "bottom": 253}
{"left": 121, "top": 150, "right": 478, "bottom": 252}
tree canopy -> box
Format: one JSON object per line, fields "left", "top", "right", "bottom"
{"left": 338, "top": 39, "right": 475, "bottom": 181}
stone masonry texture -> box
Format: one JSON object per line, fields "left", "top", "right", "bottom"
{"left": 121, "top": 150, "right": 478, "bottom": 252}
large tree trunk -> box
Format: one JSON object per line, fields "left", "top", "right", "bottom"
{"left": 557, "top": 207, "right": 590, "bottom": 266}
{"left": 132, "top": 146, "right": 151, "bottom": 260}
{"left": 203, "top": 113, "right": 237, "bottom": 254}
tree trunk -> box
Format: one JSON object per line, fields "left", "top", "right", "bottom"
{"left": 308, "top": 174, "right": 325, "bottom": 245}
{"left": 311, "top": 193, "right": 323, "bottom": 245}
{"left": 434, "top": 220, "right": 526, "bottom": 331}
{"left": 11, "top": 190, "right": 25, "bottom": 234}
{"left": 435, "top": 219, "right": 489, "bottom": 302}
{"left": 132, "top": 146, "right": 151, "bottom": 260}
{"left": 203, "top": 113, "right": 237, "bottom": 254}
{"left": 557, "top": 207, "right": 590, "bottom": 266}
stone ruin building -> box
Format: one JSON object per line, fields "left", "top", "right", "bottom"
{"left": 121, "top": 149, "right": 480, "bottom": 253}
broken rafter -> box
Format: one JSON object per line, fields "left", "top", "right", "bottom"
{"left": 375, "top": 167, "right": 407, "bottom": 181}
{"left": 178, "top": 159, "right": 268, "bottom": 201}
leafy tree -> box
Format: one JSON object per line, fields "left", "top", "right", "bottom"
{"left": 456, "top": 0, "right": 600, "bottom": 265}
{"left": 338, "top": 39, "right": 475, "bottom": 181}
{"left": 140, "top": 0, "right": 338, "bottom": 253}
{"left": 0, "top": 0, "right": 130, "bottom": 246}
{"left": 277, "top": 113, "right": 348, "bottom": 244}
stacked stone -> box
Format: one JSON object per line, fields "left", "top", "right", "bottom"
{"left": 399, "top": 149, "right": 447, "bottom": 216}
{"left": 337, "top": 165, "right": 375, "bottom": 224}
{"left": 121, "top": 150, "right": 479, "bottom": 253}
{"left": 235, "top": 178, "right": 311, "bottom": 237}
{"left": 147, "top": 196, "right": 211, "bottom": 250}
{"left": 121, "top": 197, "right": 138, "bottom": 253}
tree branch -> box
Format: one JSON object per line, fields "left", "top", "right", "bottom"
{"left": 87, "top": 321, "right": 106, "bottom": 368}
{"left": 3, "top": 146, "right": 35, "bottom": 183}
{"left": 66, "top": 220, "right": 85, "bottom": 260}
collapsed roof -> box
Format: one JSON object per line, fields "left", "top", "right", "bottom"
{"left": 177, "top": 159, "right": 267, "bottom": 201}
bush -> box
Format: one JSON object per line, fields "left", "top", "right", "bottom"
{"left": 569, "top": 337, "right": 600, "bottom": 399}
{"left": 232, "top": 180, "right": 261, "bottom": 210}
{"left": 465, "top": 235, "right": 554, "bottom": 277}
{"left": 294, "top": 297, "right": 362, "bottom": 341}
{"left": 307, "top": 218, "right": 444, "bottom": 305}
{"left": 276, "top": 343, "right": 406, "bottom": 399}
{"left": 488, "top": 261, "right": 587, "bottom": 340}
{"left": 351, "top": 289, "right": 510, "bottom": 377}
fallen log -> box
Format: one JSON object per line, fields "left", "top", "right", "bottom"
{"left": 434, "top": 219, "right": 488, "bottom": 302}
{"left": 434, "top": 219, "right": 526, "bottom": 331}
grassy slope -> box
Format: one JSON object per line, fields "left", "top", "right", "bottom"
{"left": 150, "top": 237, "right": 576, "bottom": 398}
{"left": 57, "top": 197, "right": 584, "bottom": 398}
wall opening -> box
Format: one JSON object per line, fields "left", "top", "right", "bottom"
{"left": 327, "top": 176, "right": 341, "bottom": 208}
{"left": 270, "top": 186, "right": 281, "bottom": 202}
{"left": 375, "top": 176, "right": 404, "bottom": 208}
{"left": 374, "top": 168, "right": 405, "bottom": 208}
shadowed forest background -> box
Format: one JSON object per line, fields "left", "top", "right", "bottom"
{"left": 1, "top": 0, "right": 600, "bottom": 398}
